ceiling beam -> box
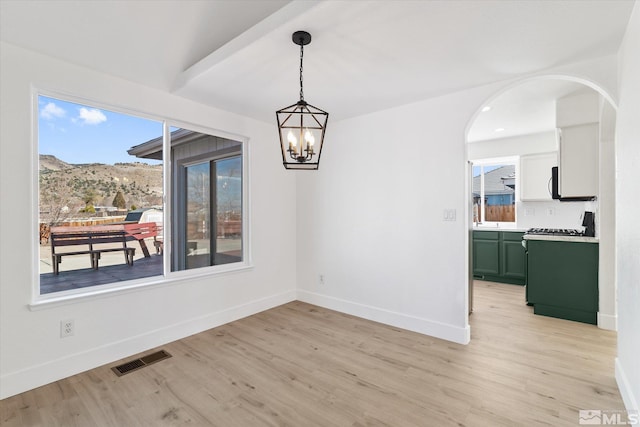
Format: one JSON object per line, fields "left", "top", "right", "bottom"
{"left": 172, "top": 1, "right": 319, "bottom": 93}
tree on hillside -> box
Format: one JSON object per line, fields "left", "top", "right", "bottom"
{"left": 112, "top": 190, "right": 126, "bottom": 209}
{"left": 82, "top": 189, "right": 98, "bottom": 207}
{"left": 81, "top": 189, "right": 98, "bottom": 214}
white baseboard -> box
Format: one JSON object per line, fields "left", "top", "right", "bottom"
{"left": 297, "top": 290, "right": 470, "bottom": 345}
{"left": 0, "top": 290, "right": 296, "bottom": 400}
{"left": 598, "top": 312, "right": 618, "bottom": 331}
{"left": 616, "top": 357, "right": 639, "bottom": 412}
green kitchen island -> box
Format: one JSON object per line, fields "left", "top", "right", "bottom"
{"left": 524, "top": 235, "right": 599, "bottom": 324}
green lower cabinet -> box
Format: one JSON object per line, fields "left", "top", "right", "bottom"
{"left": 473, "top": 231, "right": 525, "bottom": 285}
{"left": 501, "top": 234, "right": 526, "bottom": 281}
{"left": 472, "top": 232, "right": 499, "bottom": 276}
{"left": 527, "top": 239, "right": 598, "bottom": 325}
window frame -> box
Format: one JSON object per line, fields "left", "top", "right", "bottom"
{"left": 30, "top": 89, "right": 252, "bottom": 308}
{"left": 472, "top": 157, "right": 518, "bottom": 226}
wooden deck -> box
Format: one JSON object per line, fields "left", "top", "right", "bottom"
{"left": 40, "top": 239, "right": 240, "bottom": 294}
{"left": 40, "top": 254, "right": 163, "bottom": 294}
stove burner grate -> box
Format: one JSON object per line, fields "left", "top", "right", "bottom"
{"left": 526, "top": 228, "right": 584, "bottom": 236}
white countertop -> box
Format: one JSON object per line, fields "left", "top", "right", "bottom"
{"left": 472, "top": 226, "right": 599, "bottom": 242}
{"left": 473, "top": 226, "right": 529, "bottom": 232}
{"left": 523, "top": 234, "right": 599, "bottom": 243}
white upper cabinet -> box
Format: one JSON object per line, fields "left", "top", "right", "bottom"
{"left": 555, "top": 91, "right": 600, "bottom": 199}
{"left": 520, "top": 152, "right": 557, "bottom": 201}
{"left": 558, "top": 123, "right": 599, "bottom": 198}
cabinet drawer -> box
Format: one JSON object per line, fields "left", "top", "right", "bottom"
{"left": 502, "top": 231, "right": 524, "bottom": 241}
{"left": 472, "top": 230, "right": 499, "bottom": 240}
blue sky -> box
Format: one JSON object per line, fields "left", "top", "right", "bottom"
{"left": 472, "top": 165, "right": 502, "bottom": 177}
{"left": 38, "top": 95, "right": 163, "bottom": 165}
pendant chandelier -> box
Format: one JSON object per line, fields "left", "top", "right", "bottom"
{"left": 276, "top": 31, "right": 328, "bottom": 170}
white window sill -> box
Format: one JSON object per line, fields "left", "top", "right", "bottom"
{"left": 29, "top": 263, "right": 253, "bottom": 311}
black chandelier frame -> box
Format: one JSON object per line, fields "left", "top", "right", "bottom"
{"left": 276, "top": 31, "right": 328, "bottom": 170}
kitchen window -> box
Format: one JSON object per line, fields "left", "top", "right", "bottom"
{"left": 472, "top": 161, "right": 517, "bottom": 225}
{"left": 36, "top": 93, "right": 247, "bottom": 300}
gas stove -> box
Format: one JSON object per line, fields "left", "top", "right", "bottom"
{"left": 525, "top": 228, "right": 584, "bottom": 236}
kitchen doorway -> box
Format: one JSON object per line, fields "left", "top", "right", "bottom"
{"left": 465, "top": 76, "right": 617, "bottom": 332}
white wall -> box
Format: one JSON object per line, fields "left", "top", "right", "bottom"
{"left": 598, "top": 100, "right": 617, "bottom": 331}
{"left": 294, "top": 56, "right": 620, "bottom": 347}
{"left": 515, "top": 199, "right": 597, "bottom": 230}
{"left": 614, "top": 1, "right": 640, "bottom": 412}
{"left": 0, "top": 42, "right": 297, "bottom": 399}
{"left": 467, "top": 131, "right": 557, "bottom": 160}
{"left": 294, "top": 85, "right": 498, "bottom": 344}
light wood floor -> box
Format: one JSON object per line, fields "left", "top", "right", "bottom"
{"left": 1, "top": 281, "right": 623, "bottom": 426}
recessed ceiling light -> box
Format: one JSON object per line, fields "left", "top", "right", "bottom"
{"left": 494, "top": 128, "right": 505, "bottom": 132}
{"left": 481, "top": 106, "right": 491, "bottom": 112}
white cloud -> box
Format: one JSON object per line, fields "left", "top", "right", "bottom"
{"left": 77, "top": 107, "right": 107, "bottom": 125}
{"left": 40, "top": 102, "right": 66, "bottom": 120}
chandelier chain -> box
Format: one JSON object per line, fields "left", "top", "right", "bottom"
{"left": 277, "top": 31, "right": 327, "bottom": 170}
{"left": 299, "top": 43, "right": 304, "bottom": 101}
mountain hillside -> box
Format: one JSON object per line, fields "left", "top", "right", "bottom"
{"left": 39, "top": 155, "right": 162, "bottom": 221}
{"left": 40, "top": 154, "right": 72, "bottom": 171}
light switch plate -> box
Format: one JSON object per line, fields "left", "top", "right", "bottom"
{"left": 443, "top": 209, "right": 456, "bottom": 221}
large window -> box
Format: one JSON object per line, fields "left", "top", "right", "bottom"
{"left": 472, "top": 162, "right": 516, "bottom": 224}
{"left": 37, "top": 94, "right": 246, "bottom": 298}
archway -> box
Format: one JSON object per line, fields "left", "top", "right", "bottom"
{"left": 465, "top": 75, "right": 617, "bottom": 332}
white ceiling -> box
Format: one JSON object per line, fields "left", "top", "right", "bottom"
{"left": 0, "top": 0, "right": 635, "bottom": 124}
{"left": 467, "top": 79, "right": 591, "bottom": 142}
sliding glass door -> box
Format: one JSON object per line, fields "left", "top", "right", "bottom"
{"left": 214, "top": 156, "right": 242, "bottom": 265}
{"left": 185, "top": 161, "right": 211, "bottom": 269}
{"left": 179, "top": 154, "right": 242, "bottom": 270}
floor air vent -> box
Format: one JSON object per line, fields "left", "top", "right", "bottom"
{"left": 111, "top": 350, "right": 172, "bottom": 376}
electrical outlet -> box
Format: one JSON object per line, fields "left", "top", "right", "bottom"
{"left": 318, "top": 274, "right": 325, "bottom": 285}
{"left": 60, "top": 319, "right": 74, "bottom": 338}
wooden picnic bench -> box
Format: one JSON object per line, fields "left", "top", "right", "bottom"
{"left": 50, "top": 225, "right": 136, "bottom": 275}
{"left": 124, "top": 222, "right": 161, "bottom": 257}
{"left": 153, "top": 224, "right": 164, "bottom": 255}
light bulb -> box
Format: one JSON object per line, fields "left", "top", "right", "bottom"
{"left": 287, "top": 130, "right": 297, "bottom": 144}
{"left": 305, "top": 130, "right": 315, "bottom": 146}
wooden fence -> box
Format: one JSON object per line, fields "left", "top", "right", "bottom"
{"left": 484, "top": 205, "right": 515, "bottom": 222}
